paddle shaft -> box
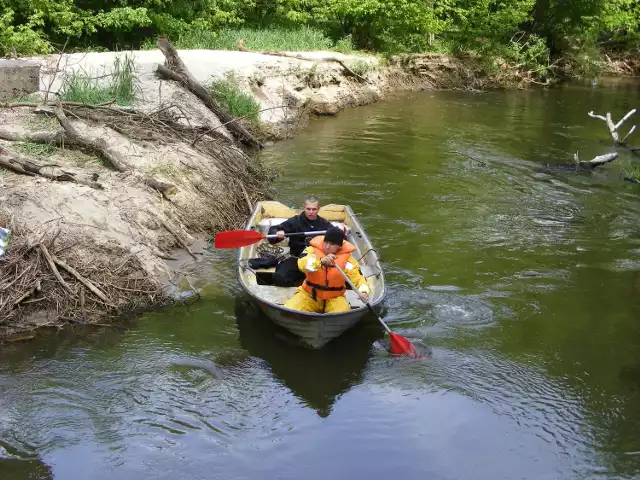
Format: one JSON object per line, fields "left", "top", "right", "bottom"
{"left": 333, "top": 264, "right": 392, "bottom": 335}
{"left": 266, "top": 230, "right": 327, "bottom": 239}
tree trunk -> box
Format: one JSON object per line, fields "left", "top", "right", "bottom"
{"left": 155, "top": 36, "right": 263, "bottom": 149}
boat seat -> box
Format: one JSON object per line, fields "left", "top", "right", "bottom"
{"left": 251, "top": 285, "right": 366, "bottom": 309}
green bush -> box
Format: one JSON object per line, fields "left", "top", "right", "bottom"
{"left": 0, "top": 0, "right": 637, "bottom": 83}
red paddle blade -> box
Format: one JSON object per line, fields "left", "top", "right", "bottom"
{"left": 389, "top": 333, "right": 419, "bottom": 358}
{"left": 214, "top": 230, "right": 266, "bottom": 248}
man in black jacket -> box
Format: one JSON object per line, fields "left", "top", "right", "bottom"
{"left": 267, "top": 195, "right": 333, "bottom": 286}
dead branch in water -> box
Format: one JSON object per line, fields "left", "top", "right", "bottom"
{"left": 0, "top": 145, "right": 103, "bottom": 189}
{"left": 155, "top": 36, "right": 263, "bottom": 149}
{"left": 573, "top": 151, "right": 619, "bottom": 168}
{"left": 588, "top": 109, "right": 636, "bottom": 146}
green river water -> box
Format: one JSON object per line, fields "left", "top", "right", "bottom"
{"left": 1, "top": 79, "right": 640, "bottom": 480}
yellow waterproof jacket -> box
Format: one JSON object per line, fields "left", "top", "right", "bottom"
{"left": 297, "top": 236, "right": 370, "bottom": 300}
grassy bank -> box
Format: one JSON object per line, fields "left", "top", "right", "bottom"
{"left": 141, "top": 27, "right": 356, "bottom": 54}
{"left": 57, "top": 53, "right": 138, "bottom": 106}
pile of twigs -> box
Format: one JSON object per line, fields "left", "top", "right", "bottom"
{"left": 0, "top": 214, "right": 165, "bottom": 333}
{"left": 64, "top": 103, "right": 276, "bottom": 228}
{"left": 1, "top": 99, "right": 276, "bottom": 230}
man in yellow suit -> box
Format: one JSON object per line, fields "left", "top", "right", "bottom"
{"left": 283, "top": 226, "right": 371, "bottom": 313}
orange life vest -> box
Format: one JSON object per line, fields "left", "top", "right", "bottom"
{"left": 302, "top": 236, "right": 356, "bottom": 300}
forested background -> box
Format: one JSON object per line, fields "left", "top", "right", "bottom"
{"left": 1, "top": 0, "right": 639, "bottom": 77}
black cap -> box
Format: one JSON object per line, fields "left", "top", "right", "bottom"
{"left": 324, "top": 226, "right": 345, "bottom": 246}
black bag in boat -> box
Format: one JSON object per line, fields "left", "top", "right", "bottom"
{"left": 248, "top": 256, "right": 279, "bottom": 269}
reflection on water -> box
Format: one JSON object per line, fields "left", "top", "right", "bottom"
{"left": 235, "top": 295, "right": 382, "bottom": 417}
{"left": 2, "top": 82, "right": 640, "bottom": 479}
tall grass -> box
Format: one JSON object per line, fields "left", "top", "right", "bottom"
{"left": 207, "top": 74, "right": 261, "bottom": 122}
{"left": 142, "top": 27, "right": 356, "bottom": 53}
{"left": 111, "top": 54, "right": 137, "bottom": 104}
{"left": 58, "top": 71, "right": 114, "bottom": 104}
{"left": 59, "top": 53, "right": 138, "bottom": 105}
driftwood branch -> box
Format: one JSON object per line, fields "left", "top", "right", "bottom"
{"left": 0, "top": 101, "right": 133, "bottom": 113}
{"left": 14, "top": 278, "right": 42, "bottom": 305}
{"left": 0, "top": 145, "right": 103, "bottom": 189}
{"left": 0, "top": 111, "right": 129, "bottom": 172}
{"left": 260, "top": 51, "right": 371, "bottom": 83}
{"left": 0, "top": 120, "right": 177, "bottom": 198}
{"left": 39, "top": 243, "right": 73, "bottom": 293}
{"left": 621, "top": 125, "right": 636, "bottom": 144}
{"left": 52, "top": 102, "right": 130, "bottom": 172}
{"left": 0, "top": 127, "right": 65, "bottom": 143}
{"left": 44, "top": 37, "right": 70, "bottom": 104}
{"left": 50, "top": 254, "right": 114, "bottom": 307}
{"left": 588, "top": 109, "right": 636, "bottom": 145}
{"left": 155, "top": 37, "right": 262, "bottom": 149}
{"left": 615, "top": 109, "right": 636, "bottom": 131}
{"left": 143, "top": 177, "right": 178, "bottom": 200}
{"left": 156, "top": 215, "right": 196, "bottom": 259}
{"left": 573, "top": 151, "right": 619, "bottom": 168}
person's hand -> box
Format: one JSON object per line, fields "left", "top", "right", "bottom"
{"left": 320, "top": 254, "right": 336, "bottom": 266}
{"left": 276, "top": 230, "right": 285, "bottom": 240}
{"left": 359, "top": 292, "right": 369, "bottom": 303}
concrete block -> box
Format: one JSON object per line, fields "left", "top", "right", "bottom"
{"left": 0, "top": 59, "right": 40, "bottom": 100}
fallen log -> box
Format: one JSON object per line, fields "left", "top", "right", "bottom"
{"left": 155, "top": 36, "right": 262, "bottom": 149}
{"left": 573, "top": 151, "right": 619, "bottom": 168}
{"left": 0, "top": 145, "right": 104, "bottom": 189}
{"left": 0, "top": 121, "right": 178, "bottom": 198}
{"left": 0, "top": 128, "right": 64, "bottom": 143}
{"left": 582, "top": 152, "right": 619, "bottom": 167}
{"left": 52, "top": 102, "right": 130, "bottom": 172}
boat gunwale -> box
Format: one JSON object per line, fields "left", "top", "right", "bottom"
{"left": 236, "top": 201, "right": 386, "bottom": 320}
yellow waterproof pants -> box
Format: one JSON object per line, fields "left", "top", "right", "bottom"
{"left": 283, "top": 288, "right": 351, "bottom": 314}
